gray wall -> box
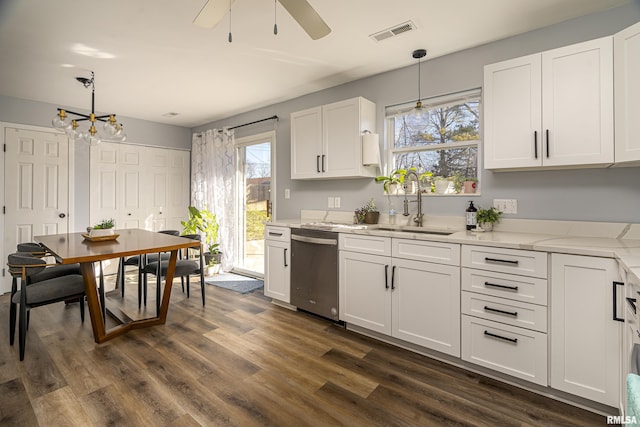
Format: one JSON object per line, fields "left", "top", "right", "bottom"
{"left": 3, "top": 2, "right": 640, "bottom": 226}
{"left": 0, "top": 95, "right": 191, "bottom": 228}
{"left": 194, "top": 1, "right": 640, "bottom": 223}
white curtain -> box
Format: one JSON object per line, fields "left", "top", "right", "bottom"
{"left": 191, "top": 128, "right": 235, "bottom": 271}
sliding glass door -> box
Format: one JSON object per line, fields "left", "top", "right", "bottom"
{"left": 235, "top": 131, "right": 274, "bottom": 276}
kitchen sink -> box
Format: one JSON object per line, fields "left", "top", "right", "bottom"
{"left": 376, "top": 226, "right": 454, "bottom": 236}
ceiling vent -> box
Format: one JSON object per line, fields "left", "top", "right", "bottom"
{"left": 369, "top": 21, "right": 417, "bottom": 42}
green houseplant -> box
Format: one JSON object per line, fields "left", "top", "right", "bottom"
{"left": 476, "top": 206, "right": 502, "bottom": 231}
{"left": 355, "top": 198, "right": 379, "bottom": 224}
{"left": 88, "top": 218, "right": 116, "bottom": 237}
{"left": 374, "top": 169, "right": 406, "bottom": 194}
{"left": 181, "top": 206, "right": 221, "bottom": 265}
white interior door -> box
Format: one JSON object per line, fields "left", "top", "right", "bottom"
{"left": 90, "top": 143, "right": 189, "bottom": 232}
{"left": 3, "top": 126, "right": 70, "bottom": 293}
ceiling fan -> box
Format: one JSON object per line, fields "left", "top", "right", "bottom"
{"left": 193, "top": 0, "right": 331, "bottom": 40}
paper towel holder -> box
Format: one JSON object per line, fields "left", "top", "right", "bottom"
{"left": 361, "top": 130, "right": 381, "bottom": 171}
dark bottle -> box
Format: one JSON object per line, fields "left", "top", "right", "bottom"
{"left": 466, "top": 201, "right": 477, "bottom": 231}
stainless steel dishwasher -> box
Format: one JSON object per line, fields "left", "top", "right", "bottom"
{"left": 290, "top": 228, "right": 339, "bottom": 321}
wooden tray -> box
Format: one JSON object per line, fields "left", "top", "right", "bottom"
{"left": 81, "top": 233, "right": 120, "bottom": 242}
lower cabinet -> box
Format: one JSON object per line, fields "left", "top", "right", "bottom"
{"left": 462, "top": 316, "right": 548, "bottom": 386}
{"left": 339, "top": 235, "right": 460, "bottom": 357}
{"left": 264, "top": 226, "right": 291, "bottom": 303}
{"left": 550, "top": 253, "right": 622, "bottom": 407}
{"left": 461, "top": 245, "right": 549, "bottom": 386}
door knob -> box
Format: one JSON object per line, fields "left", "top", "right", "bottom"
{"left": 58, "top": 213, "right": 66, "bottom": 218}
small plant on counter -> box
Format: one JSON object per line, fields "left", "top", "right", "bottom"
{"left": 354, "top": 198, "right": 379, "bottom": 224}
{"left": 476, "top": 206, "right": 502, "bottom": 231}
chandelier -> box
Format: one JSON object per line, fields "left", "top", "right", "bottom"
{"left": 52, "top": 71, "right": 126, "bottom": 145}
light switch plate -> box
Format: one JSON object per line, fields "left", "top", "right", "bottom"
{"left": 284, "top": 188, "right": 290, "bottom": 199}
{"left": 334, "top": 197, "right": 341, "bottom": 208}
{"left": 328, "top": 197, "right": 335, "bottom": 208}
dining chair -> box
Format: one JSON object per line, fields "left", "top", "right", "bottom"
{"left": 118, "top": 230, "right": 180, "bottom": 308}
{"left": 7, "top": 252, "right": 86, "bottom": 361}
{"left": 142, "top": 233, "right": 205, "bottom": 312}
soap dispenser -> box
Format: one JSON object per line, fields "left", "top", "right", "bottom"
{"left": 466, "top": 201, "right": 477, "bottom": 231}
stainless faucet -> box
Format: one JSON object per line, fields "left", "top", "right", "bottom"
{"left": 402, "top": 171, "right": 424, "bottom": 227}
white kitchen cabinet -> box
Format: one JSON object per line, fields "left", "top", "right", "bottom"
{"left": 290, "top": 97, "right": 377, "bottom": 179}
{"left": 339, "top": 250, "right": 391, "bottom": 334}
{"left": 614, "top": 21, "right": 640, "bottom": 165}
{"left": 461, "top": 245, "right": 549, "bottom": 386}
{"left": 264, "top": 226, "right": 291, "bottom": 303}
{"left": 392, "top": 257, "right": 460, "bottom": 355}
{"left": 550, "top": 253, "right": 622, "bottom": 407}
{"left": 339, "top": 234, "right": 461, "bottom": 356}
{"left": 484, "top": 36, "right": 613, "bottom": 170}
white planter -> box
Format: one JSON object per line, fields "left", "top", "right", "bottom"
{"left": 89, "top": 228, "right": 115, "bottom": 237}
{"left": 434, "top": 180, "right": 452, "bottom": 194}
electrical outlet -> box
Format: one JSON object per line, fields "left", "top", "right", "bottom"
{"left": 328, "top": 197, "right": 335, "bottom": 208}
{"left": 334, "top": 197, "right": 341, "bottom": 208}
{"left": 284, "top": 189, "right": 290, "bottom": 199}
{"left": 493, "top": 199, "right": 517, "bottom": 214}
{"left": 493, "top": 199, "right": 506, "bottom": 213}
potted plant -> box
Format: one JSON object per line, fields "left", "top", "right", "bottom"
{"left": 476, "top": 206, "right": 502, "bottom": 231}
{"left": 181, "top": 206, "right": 221, "bottom": 265}
{"left": 374, "top": 169, "right": 406, "bottom": 195}
{"left": 355, "top": 198, "right": 379, "bottom": 224}
{"left": 433, "top": 176, "right": 450, "bottom": 194}
{"left": 463, "top": 177, "right": 478, "bottom": 194}
{"left": 88, "top": 218, "right": 116, "bottom": 237}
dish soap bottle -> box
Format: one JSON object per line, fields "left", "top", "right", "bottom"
{"left": 466, "top": 201, "right": 477, "bottom": 231}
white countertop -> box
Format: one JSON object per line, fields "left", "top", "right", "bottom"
{"left": 267, "top": 212, "right": 640, "bottom": 283}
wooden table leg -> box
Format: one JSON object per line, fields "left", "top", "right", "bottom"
{"left": 158, "top": 250, "right": 178, "bottom": 323}
{"left": 79, "top": 262, "right": 106, "bottom": 343}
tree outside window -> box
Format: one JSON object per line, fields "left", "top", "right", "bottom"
{"left": 386, "top": 89, "right": 481, "bottom": 194}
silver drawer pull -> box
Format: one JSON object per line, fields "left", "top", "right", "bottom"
{"left": 484, "top": 306, "right": 518, "bottom": 317}
{"left": 485, "top": 257, "right": 519, "bottom": 265}
{"left": 484, "top": 281, "right": 519, "bottom": 291}
{"left": 484, "top": 330, "right": 518, "bottom": 344}
{"left": 268, "top": 232, "right": 283, "bottom": 237}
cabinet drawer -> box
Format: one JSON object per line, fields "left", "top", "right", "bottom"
{"left": 264, "top": 226, "right": 291, "bottom": 242}
{"left": 461, "top": 245, "right": 548, "bottom": 278}
{"left": 462, "top": 315, "right": 548, "bottom": 386}
{"left": 392, "top": 238, "right": 460, "bottom": 266}
{"left": 462, "top": 268, "right": 547, "bottom": 305}
{"left": 339, "top": 234, "right": 391, "bottom": 256}
{"left": 462, "top": 292, "right": 547, "bottom": 332}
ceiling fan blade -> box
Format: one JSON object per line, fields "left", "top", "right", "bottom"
{"left": 193, "top": 0, "right": 235, "bottom": 28}
{"left": 277, "top": 0, "right": 331, "bottom": 40}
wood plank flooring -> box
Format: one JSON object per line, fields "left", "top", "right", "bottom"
{"left": 0, "top": 273, "right": 607, "bottom": 426}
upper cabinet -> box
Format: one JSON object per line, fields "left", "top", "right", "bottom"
{"left": 614, "top": 21, "right": 640, "bottom": 166}
{"left": 290, "top": 97, "right": 377, "bottom": 179}
{"left": 484, "top": 37, "right": 614, "bottom": 170}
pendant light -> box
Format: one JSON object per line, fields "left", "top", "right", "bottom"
{"left": 51, "top": 72, "right": 125, "bottom": 146}
{"left": 412, "top": 49, "right": 427, "bottom": 112}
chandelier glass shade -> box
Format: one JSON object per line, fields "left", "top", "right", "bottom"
{"left": 52, "top": 72, "right": 125, "bottom": 145}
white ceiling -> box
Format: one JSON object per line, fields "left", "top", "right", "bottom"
{"left": 0, "top": 0, "right": 630, "bottom": 128}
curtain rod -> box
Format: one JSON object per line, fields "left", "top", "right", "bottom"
{"left": 228, "top": 115, "right": 279, "bottom": 130}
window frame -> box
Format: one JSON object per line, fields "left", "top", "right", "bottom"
{"left": 384, "top": 88, "right": 482, "bottom": 196}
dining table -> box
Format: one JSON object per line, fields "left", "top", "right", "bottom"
{"left": 35, "top": 228, "right": 201, "bottom": 343}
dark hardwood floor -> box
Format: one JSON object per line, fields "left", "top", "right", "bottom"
{"left": 0, "top": 273, "right": 606, "bottom": 426}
